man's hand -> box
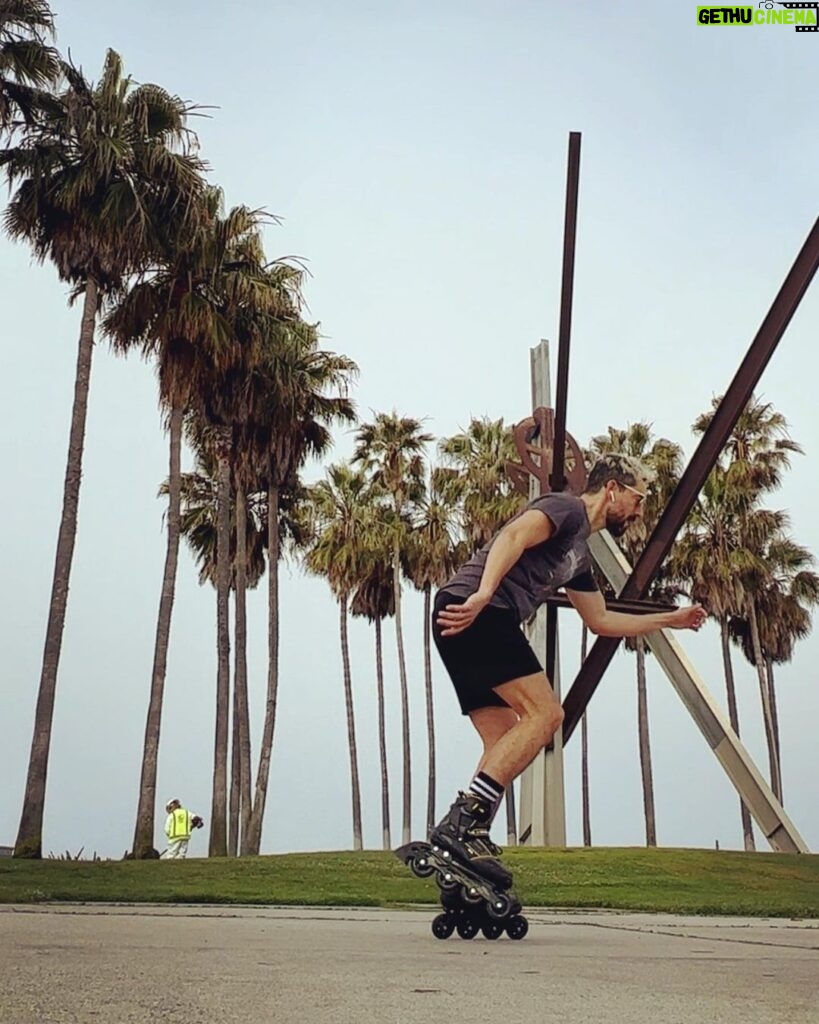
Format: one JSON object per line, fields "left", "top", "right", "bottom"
{"left": 437, "top": 592, "right": 491, "bottom": 637}
{"left": 668, "top": 605, "right": 707, "bottom": 631}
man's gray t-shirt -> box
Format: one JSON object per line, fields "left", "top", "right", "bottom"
{"left": 441, "top": 492, "right": 597, "bottom": 622}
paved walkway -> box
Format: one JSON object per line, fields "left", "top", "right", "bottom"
{"left": 1, "top": 904, "right": 817, "bottom": 1023}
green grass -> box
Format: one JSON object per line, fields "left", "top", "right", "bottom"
{"left": 3, "top": 847, "right": 819, "bottom": 917}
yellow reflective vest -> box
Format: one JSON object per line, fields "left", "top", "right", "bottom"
{"left": 166, "top": 807, "right": 192, "bottom": 841}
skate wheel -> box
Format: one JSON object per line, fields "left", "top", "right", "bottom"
{"left": 461, "top": 883, "right": 483, "bottom": 905}
{"left": 505, "top": 915, "right": 529, "bottom": 940}
{"left": 456, "top": 917, "right": 479, "bottom": 940}
{"left": 437, "top": 872, "right": 460, "bottom": 892}
{"left": 485, "top": 893, "right": 513, "bottom": 920}
{"left": 408, "top": 855, "right": 435, "bottom": 879}
{"left": 481, "top": 920, "right": 504, "bottom": 940}
{"left": 431, "top": 913, "right": 455, "bottom": 939}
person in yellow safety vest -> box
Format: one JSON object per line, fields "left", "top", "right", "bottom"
{"left": 163, "top": 798, "right": 203, "bottom": 859}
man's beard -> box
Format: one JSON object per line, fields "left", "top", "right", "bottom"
{"left": 605, "top": 511, "right": 628, "bottom": 538}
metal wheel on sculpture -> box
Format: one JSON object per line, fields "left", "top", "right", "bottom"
{"left": 481, "top": 920, "right": 504, "bottom": 940}
{"left": 431, "top": 913, "right": 455, "bottom": 939}
{"left": 485, "top": 892, "right": 513, "bottom": 920}
{"left": 456, "top": 916, "right": 479, "bottom": 940}
{"left": 505, "top": 915, "right": 529, "bottom": 940}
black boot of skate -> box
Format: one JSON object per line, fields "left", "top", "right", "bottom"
{"left": 429, "top": 792, "right": 513, "bottom": 890}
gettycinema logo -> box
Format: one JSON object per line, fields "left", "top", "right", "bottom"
{"left": 697, "top": 3, "right": 819, "bottom": 31}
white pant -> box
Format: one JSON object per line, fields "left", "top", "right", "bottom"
{"left": 164, "top": 838, "right": 189, "bottom": 859}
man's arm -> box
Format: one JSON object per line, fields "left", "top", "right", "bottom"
{"left": 566, "top": 587, "right": 706, "bottom": 636}
{"left": 474, "top": 510, "right": 554, "bottom": 599}
{"left": 436, "top": 510, "right": 553, "bottom": 636}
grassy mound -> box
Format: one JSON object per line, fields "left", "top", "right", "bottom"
{"left": 3, "top": 847, "right": 818, "bottom": 917}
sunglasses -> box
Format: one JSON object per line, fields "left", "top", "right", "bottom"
{"left": 620, "top": 482, "right": 647, "bottom": 506}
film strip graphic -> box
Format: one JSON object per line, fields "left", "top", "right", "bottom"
{"left": 778, "top": 2, "right": 819, "bottom": 31}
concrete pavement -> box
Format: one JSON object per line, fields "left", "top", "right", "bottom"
{"left": 1, "top": 904, "right": 817, "bottom": 1024}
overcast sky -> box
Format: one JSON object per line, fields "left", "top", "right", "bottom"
{"left": 2, "top": 1, "right": 818, "bottom": 859}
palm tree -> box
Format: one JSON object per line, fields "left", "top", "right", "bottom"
{"left": 104, "top": 195, "right": 279, "bottom": 858}
{"left": 405, "top": 466, "right": 466, "bottom": 834}
{"left": 302, "top": 464, "right": 372, "bottom": 850}
{"left": 727, "top": 530, "right": 819, "bottom": 804}
{"left": 5, "top": 50, "right": 203, "bottom": 858}
{"left": 690, "top": 396, "right": 803, "bottom": 807}
{"left": 239, "top": 320, "right": 357, "bottom": 855}
{"left": 670, "top": 468, "right": 758, "bottom": 850}
{"left": 353, "top": 413, "right": 432, "bottom": 845}
{"left": 229, "top": 463, "right": 252, "bottom": 858}
{"left": 735, "top": 508, "right": 789, "bottom": 803}
{"left": 166, "top": 425, "right": 266, "bottom": 854}
{"left": 588, "top": 424, "right": 683, "bottom": 847}
{"left": 0, "top": 0, "right": 60, "bottom": 133}
{"left": 191, "top": 227, "right": 311, "bottom": 858}
{"left": 693, "top": 397, "right": 802, "bottom": 497}
{"left": 171, "top": 450, "right": 265, "bottom": 590}
{"left": 351, "top": 541, "right": 395, "bottom": 850}
{"left": 750, "top": 539, "right": 819, "bottom": 785}
{"left": 438, "top": 416, "right": 525, "bottom": 840}
{"left": 438, "top": 417, "right": 525, "bottom": 553}
{"left": 169, "top": 446, "right": 314, "bottom": 857}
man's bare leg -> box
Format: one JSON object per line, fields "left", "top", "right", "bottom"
{"left": 479, "top": 672, "right": 564, "bottom": 787}
{"left": 429, "top": 675, "right": 562, "bottom": 885}
{"left": 468, "top": 706, "right": 518, "bottom": 832}
{"left": 469, "top": 706, "right": 519, "bottom": 775}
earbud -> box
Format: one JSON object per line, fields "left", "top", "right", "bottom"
{"left": 610, "top": 492, "right": 615, "bottom": 504}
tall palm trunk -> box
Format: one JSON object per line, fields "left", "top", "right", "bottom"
{"left": 339, "top": 594, "right": 363, "bottom": 849}
{"left": 208, "top": 439, "right": 232, "bottom": 856}
{"left": 765, "top": 656, "right": 783, "bottom": 801}
{"left": 226, "top": 483, "right": 239, "bottom": 858}
{"left": 228, "top": 485, "right": 252, "bottom": 857}
{"left": 14, "top": 278, "right": 98, "bottom": 858}
{"left": 581, "top": 624, "right": 591, "bottom": 848}
{"left": 719, "top": 618, "right": 755, "bottom": 850}
{"left": 232, "top": 484, "right": 252, "bottom": 852}
{"left": 748, "top": 600, "right": 782, "bottom": 801}
{"left": 392, "top": 544, "right": 412, "bottom": 845}
{"left": 229, "top": 668, "right": 240, "bottom": 856}
{"left": 422, "top": 584, "right": 436, "bottom": 834}
{"left": 132, "top": 402, "right": 183, "bottom": 858}
{"left": 374, "top": 616, "right": 391, "bottom": 849}
{"left": 244, "top": 480, "right": 280, "bottom": 854}
{"left": 635, "top": 638, "right": 656, "bottom": 847}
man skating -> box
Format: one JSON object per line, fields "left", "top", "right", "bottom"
{"left": 430, "top": 453, "right": 706, "bottom": 887}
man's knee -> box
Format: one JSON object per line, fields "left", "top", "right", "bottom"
{"left": 531, "top": 700, "right": 564, "bottom": 743}
{"left": 494, "top": 674, "right": 563, "bottom": 738}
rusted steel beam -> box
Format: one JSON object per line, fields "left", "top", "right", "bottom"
{"left": 545, "top": 133, "right": 582, "bottom": 694}
{"left": 562, "top": 216, "right": 819, "bottom": 743}
{"left": 550, "top": 131, "right": 582, "bottom": 495}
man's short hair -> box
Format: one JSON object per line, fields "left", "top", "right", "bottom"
{"left": 584, "top": 453, "right": 654, "bottom": 494}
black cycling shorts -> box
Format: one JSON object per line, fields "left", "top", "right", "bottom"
{"left": 432, "top": 590, "right": 543, "bottom": 715}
